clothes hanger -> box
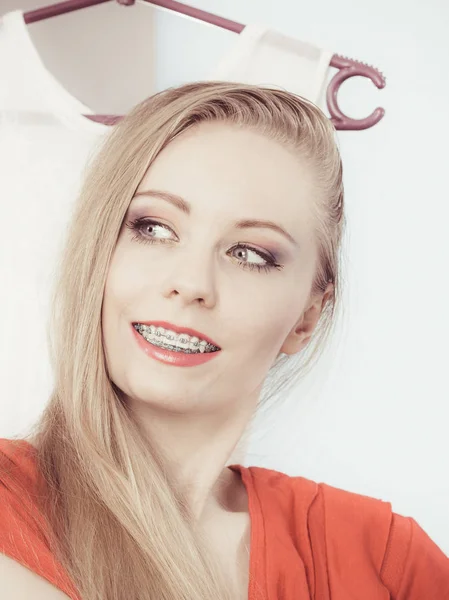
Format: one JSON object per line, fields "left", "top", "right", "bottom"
{"left": 22, "top": 0, "right": 386, "bottom": 130}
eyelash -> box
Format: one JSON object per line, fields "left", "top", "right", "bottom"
{"left": 125, "top": 217, "right": 284, "bottom": 274}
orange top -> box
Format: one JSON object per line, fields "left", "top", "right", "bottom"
{"left": 1, "top": 437, "right": 448, "bottom": 600}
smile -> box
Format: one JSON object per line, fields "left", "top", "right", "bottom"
{"left": 131, "top": 324, "right": 222, "bottom": 367}
{"left": 133, "top": 323, "right": 220, "bottom": 354}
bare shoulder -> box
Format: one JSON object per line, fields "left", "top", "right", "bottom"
{"left": 0, "top": 552, "right": 71, "bottom": 599}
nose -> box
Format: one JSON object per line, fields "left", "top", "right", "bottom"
{"left": 161, "top": 246, "right": 218, "bottom": 308}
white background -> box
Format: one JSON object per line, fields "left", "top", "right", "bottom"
{"left": 1, "top": 0, "right": 448, "bottom": 554}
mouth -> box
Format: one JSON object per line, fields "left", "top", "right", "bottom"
{"left": 132, "top": 321, "right": 221, "bottom": 354}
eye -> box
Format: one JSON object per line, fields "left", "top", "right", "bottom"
{"left": 125, "top": 217, "right": 284, "bottom": 274}
{"left": 126, "top": 217, "right": 173, "bottom": 243}
{"left": 228, "top": 243, "right": 284, "bottom": 273}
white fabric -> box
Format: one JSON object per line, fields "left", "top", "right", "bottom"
{"left": 0, "top": 110, "right": 108, "bottom": 438}
{"left": 208, "top": 23, "right": 333, "bottom": 106}
{"left": 0, "top": 10, "right": 108, "bottom": 438}
{"left": 0, "top": 10, "right": 107, "bottom": 136}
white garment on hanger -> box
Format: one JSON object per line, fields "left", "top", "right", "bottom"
{"left": 208, "top": 23, "right": 333, "bottom": 106}
{"left": 0, "top": 110, "right": 108, "bottom": 439}
{"left": 0, "top": 10, "right": 107, "bottom": 136}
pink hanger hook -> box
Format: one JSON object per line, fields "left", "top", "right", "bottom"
{"left": 327, "top": 54, "right": 386, "bottom": 130}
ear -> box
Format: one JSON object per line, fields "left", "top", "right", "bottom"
{"left": 280, "top": 283, "right": 334, "bottom": 356}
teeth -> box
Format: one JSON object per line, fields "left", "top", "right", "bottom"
{"left": 134, "top": 324, "right": 219, "bottom": 354}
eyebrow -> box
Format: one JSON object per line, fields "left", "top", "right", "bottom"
{"left": 132, "top": 189, "right": 300, "bottom": 248}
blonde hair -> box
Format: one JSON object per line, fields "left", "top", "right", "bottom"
{"left": 21, "top": 82, "right": 345, "bottom": 600}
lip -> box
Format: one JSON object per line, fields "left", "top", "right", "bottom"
{"left": 131, "top": 320, "right": 220, "bottom": 348}
{"left": 131, "top": 325, "right": 220, "bottom": 367}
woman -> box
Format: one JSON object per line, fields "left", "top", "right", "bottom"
{"left": 0, "top": 82, "right": 448, "bottom": 600}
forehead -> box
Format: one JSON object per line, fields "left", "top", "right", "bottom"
{"left": 134, "top": 122, "right": 318, "bottom": 238}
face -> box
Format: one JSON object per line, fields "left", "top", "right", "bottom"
{"left": 102, "top": 122, "right": 321, "bottom": 419}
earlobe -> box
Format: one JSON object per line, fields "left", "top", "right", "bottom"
{"left": 279, "top": 317, "right": 310, "bottom": 356}
{"left": 280, "top": 330, "right": 310, "bottom": 356}
{"left": 280, "top": 285, "right": 333, "bottom": 356}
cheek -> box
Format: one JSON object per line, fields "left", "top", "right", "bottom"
{"left": 236, "top": 308, "right": 293, "bottom": 360}
{"left": 101, "top": 258, "right": 134, "bottom": 359}
{"left": 103, "top": 250, "right": 145, "bottom": 315}
{"left": 237, "top": 290, "right": 304, "bottom": 365}
{"left": 102, "top": 269, "right": 122, "bottom": 328}
{"left": 258, "top": 320, "right": 290, "bottom": 353}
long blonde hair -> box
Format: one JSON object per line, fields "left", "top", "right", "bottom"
{"left": 20, "top": 82, "right": 345, "bottom": 600}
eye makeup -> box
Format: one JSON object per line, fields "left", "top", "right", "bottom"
{"left": 124, "top": 215, "right": 286, "bottom": 274}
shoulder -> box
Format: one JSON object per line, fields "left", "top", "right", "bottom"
{"left": 245, "top": 465, "right": 449, "bottom": 597}
{"left": 246, "top": 463, "right": 393, "bottom": 522}
{"left": 246, "top": 464, "right": 393, "bottom": 561}
{"left": 0, "top": 438, "right": 79, "bottom": 600}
